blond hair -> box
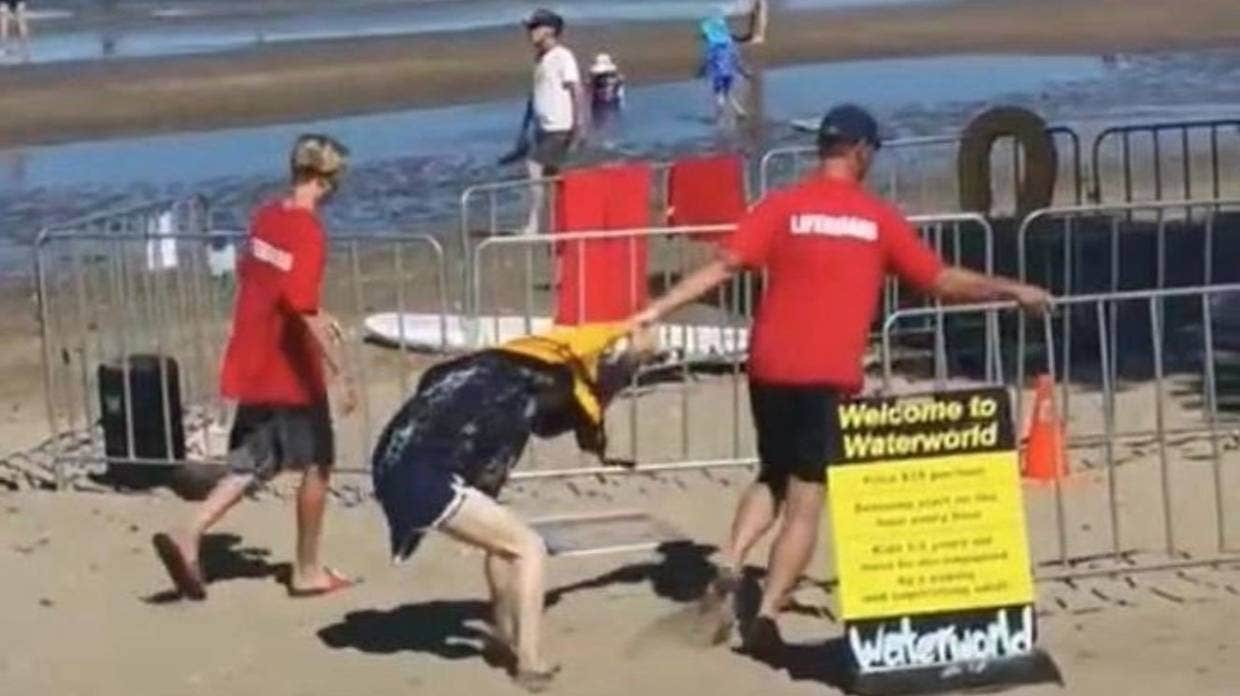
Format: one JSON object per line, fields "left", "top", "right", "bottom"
{"left": 289, "top": 134, "right": 349, "bottom": 186}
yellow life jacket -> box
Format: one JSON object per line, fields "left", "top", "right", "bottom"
{"left": 496, "top": 322, "right": 631, "bottom": 425}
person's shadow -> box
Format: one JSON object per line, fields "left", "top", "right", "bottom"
{"left": 738, "top": 637, "right": 854, "bottom": 689}
{"left": 722, "top": 566, "right": 854, "bottom": 690}
{"left": 316, "top": 541, "right": 719, "bottom": 668}
{"left": 143, "top": 533, "right": 289, "bottom": 604}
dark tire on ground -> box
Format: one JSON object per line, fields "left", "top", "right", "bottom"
{"left": 957, "top": 106, "right": 1058, "bottom": 218}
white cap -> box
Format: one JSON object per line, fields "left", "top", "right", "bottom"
{"left": 590, "top": 53, "right": 618, "bottom": 74}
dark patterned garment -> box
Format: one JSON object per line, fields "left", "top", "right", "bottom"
{"left": 373, "top": 352, "right": 563, "bottom": 497}
{"left": 371, "top": 350, "right": 637, "bottom": 560}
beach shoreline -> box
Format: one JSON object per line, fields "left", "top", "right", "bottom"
{"left": 1, "top": 0, "right": 1238, "bottom": 148}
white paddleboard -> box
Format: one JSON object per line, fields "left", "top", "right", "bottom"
{"left": 364, "top": 312, "right": 748, "bottom": 358}
{"left": 791, "top": 118, "right": 819, "bottom": 134}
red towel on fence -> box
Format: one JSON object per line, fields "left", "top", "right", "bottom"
{"left": 666, "top": 154, "right": 747, "bottom": 237}
{"left": 554, "top": 163, "right": 651, "bottom": 325}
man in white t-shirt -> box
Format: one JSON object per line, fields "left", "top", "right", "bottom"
{"left": 520, "top": 8, "right": 582, "bottom": 235}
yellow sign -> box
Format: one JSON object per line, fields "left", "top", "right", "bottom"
{"left": 829, "top": 450, "right": 1034, "bottom": 621}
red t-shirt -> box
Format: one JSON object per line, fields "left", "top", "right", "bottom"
{"left": 723, "top": 176, "right": 944, "bottom": 391}
{"left": 219, "top": 202, "right": 327, "bottom": 405}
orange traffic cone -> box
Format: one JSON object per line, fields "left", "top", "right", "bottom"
{"left": 1023, "top": 375, "right": 1067, "bottom": 482}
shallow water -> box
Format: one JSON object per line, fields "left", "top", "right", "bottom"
{"left": 0, "top": 54, "right": 1105, "bottom": 191}
{"left": 1, "top": 47, "right": 1237, "bottom": 278}
{"left": 8, "top": 0, "right": 942, "bottom": 65}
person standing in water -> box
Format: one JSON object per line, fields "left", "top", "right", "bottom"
{"left": 699, "top": 15, "right": 749, "bottom": 122}
{"left": 732, "top": 0, "right": 769, "bottom": 45}
{"left": 519, "top": 8, "right": 583, "bottom": 236}
{"left": 588, "top": 52, "right": 626, "bottom": 148}
{"left": 589, "top": 53, "right": 626, "bottom": 119}
{"left": 1, "top": 0, "right": 31, "bottom": 59}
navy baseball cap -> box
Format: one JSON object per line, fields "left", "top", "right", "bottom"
{"left": 524, "top": 8, "right": 565, "bottom": 33}
{"left": 817, "top": 104, "right": 883, "bottom": 150}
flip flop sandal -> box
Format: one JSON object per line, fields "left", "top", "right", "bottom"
{"left": 151, "top": 533, "right": 207, "bottom": 601}
{"left": 513, "top": 665, "right": 561, "bottom": 694}
{"left": 287, "top": 567, "right": 359, "bottom": 598}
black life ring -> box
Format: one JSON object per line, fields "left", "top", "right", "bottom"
{"left": 957, "top": 106, "right": 1057, "bottom": 218}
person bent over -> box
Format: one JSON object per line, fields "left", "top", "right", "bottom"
{"left": 371, "top": 324, "right": 654, "bottom": 692}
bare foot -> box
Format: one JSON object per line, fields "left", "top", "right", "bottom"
{"left": 700, "top": 567, "right": 740, "bottom": 645}
{"left": 513, "top": 664, "right": 561, "bottom": 693}
{"left": 288, "top": 567, "right": 358, "bottom": 597}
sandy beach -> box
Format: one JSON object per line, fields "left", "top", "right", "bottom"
{"left": 0, "top": 0, "right": 1238, "bottom": 147}
{"left": 6, "top": 423, "right": 1240, "bottom": 695}
{"left": 2, "top": 1, "right": 1240, "bottom": 694}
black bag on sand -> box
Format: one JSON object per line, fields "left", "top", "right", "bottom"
{"left": 97, "top": 354, "right": 186, "bottom": 488}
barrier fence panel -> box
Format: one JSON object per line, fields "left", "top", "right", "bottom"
{"left": 471, "top": 224, "right": 757, "bottom": 479}
{"left": 889, "top": 213, "right": 999, "bottom": 383}
{"left": 880, "top": 284, "right": 1240, "bottom": 577}
{"left": 458, "top": 162, "right": 682, "bottom": 315}
{"left": 759, "top": 128, "right": 1083, "bottom": 216}
{"left": 1090, "top": 119, "right": 1240, "bottom": 205}
{"left": 1016, "top": 198, "right": 1240, "bottom": 427}
{"left": 465, "top": 214, "right": 997, "bottom": 478}
{"left": 35, "top": 224, "right": 448, "bottom": 485}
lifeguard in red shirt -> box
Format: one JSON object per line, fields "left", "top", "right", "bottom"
{"left": 634, "top": 104, "right": 1051, "bottom": 655}
{"left": 153, "top": 134, "right": 360, "bottom": 601}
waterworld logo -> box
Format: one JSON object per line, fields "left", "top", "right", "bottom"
{"left": 849, "top": 606, "right": 1034, "bottom": 673}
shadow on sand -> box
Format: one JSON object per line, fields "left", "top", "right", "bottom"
{"left": 315, "top": 541, "right": 719, "bottom": 669}
{"left": 735, "top": 636, "right": 854, "bottom": 691}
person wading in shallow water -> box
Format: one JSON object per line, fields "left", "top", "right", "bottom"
{"left": 517, "top": 8, "right": 583, "bottom": 236}
{"left": 152, "top": 134, "right": 361, "bottom": 602}
{"left": 1, "top": 0, "right": 31, "bottom": 59}
{"left": 633, "top": 104, "right": 1050, "bottom": 655}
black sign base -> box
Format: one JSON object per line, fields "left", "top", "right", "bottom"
{"left": 844, "top": 649, "right": 1062, "bottom": 696}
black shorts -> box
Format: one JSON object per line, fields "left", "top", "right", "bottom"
{"left": 530, "top": 130, "right": 572, "bottom": 174}
{"left": 1, "top": 1, "right": 25, "bottom": 10}
{"left": 749, "top": 381, "right": 841, "bottom": 499}
{"left": 227, "top": 401, "right": 334, "bottom": 481}
{"left": 372, "top": 353, "right": 548, "bottom": 560}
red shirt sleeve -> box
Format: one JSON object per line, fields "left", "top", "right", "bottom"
{"left": 282, "top": 221, "right": 325, "bottom": 314}
{"left": 880, "top": 206, "right": 944, "bottom": 292}
{"left": 722, "top": 192, "right": 785, "bottom": 268}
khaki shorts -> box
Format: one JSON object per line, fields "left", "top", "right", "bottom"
{"left": 530, "top": 130, "right": 572, "bottom": 174}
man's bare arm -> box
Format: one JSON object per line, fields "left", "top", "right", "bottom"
{"left": 633, "top": 255, "right": 739, "bottom": 326}
{"left": 930, "top": 267, "right": 1051, "bottom": 314}
{"left": 300, "top": 311, "right": 359, "bottom": 412}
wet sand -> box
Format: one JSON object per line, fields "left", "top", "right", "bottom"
{"left": 1, "top": 0, "right": 1239, "bottom": 147}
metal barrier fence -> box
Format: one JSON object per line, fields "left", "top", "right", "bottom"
{"left": 881, "top": 284, "right": 1240, "bottom": 575}
{"left": 469, "top": 214, "right": 996, "bottom": 478}
{"left": 1090, "top": 118, "right": 1240, "bottom": 205}
{"left": 471, "top": 223, "right": 754, "bottom": 478}
{"left": 457, "top": 163, "right": 687, "bottom": 314}
{"left": 34, "top": 224, "right": 447, "bottom": 483}
{"left": 758, "top": 128, "right": 1084, "bottom": 215}
{"left": 1016, "top": 198, "right": 1240, "bottom": 296}
{"left": 32, "top": 206, "right": 995, "bottom": 485}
